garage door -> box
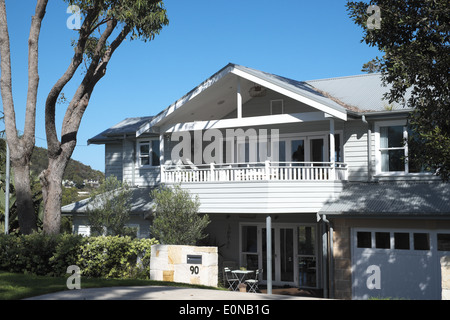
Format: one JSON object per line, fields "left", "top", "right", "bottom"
{"left": 351, "top": 228, "right": 450, "bottom": 300}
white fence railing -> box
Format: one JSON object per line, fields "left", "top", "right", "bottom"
{"left": 161, "top": 161, "right": 348, "bottom": 183}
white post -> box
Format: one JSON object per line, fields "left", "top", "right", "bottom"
{"left": 237, "top": 77, "right": 242, "bottom": 119}
{"left": 265, "top": 160, "right": 270, "bottom": 180}
{"left": 160, "top": 134, "right": 165, "bottom": 183}
{"left": 266, "top": 215, "right": 272, "bottom": 295}
{"left": 329, "top": 118, "right": 335, "bottom": 180}
{"left": 210, "top": 163, "right": 215, "bottom": 182}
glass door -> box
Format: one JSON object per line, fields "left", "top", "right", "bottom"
{"left": 310, "top": 138, "right": 324, "bottom": 163}
{"left": 291, "top": 140, "right": 305, "bottom": 162}
{"left": 280, "top": 228, "right": 294, "bottom": 282}
{"left": 261, "top": 226, "right": 295, "bottom": 285}
{"left": 298, "top": 225, "right": 317, "bottom": 288}
{"left": 242, "top": 224, "right": 318, "bottom": 288}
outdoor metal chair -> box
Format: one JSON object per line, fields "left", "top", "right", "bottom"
{"left": 245, "top": 269, "right": 262, "bottom": 293}
{"left": 224, "top": 267, "right": 240, "bottom": 291}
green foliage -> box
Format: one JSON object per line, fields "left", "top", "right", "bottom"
{"left": 77, "top": 236, "right": 157, "bottom": 279}
{"left": 0, "top": 234, "right": 158, "bottom": 279}
{"left": 65, "top": 0, "right": 169, "bottom": 44}
{"left": 86, "top": 176, "right": 133, "bottom": 236}
{"left": 150, "top": 185, "right": 210, "bottom": 245}
{"left": 346, "top": 0, "right": 450, "bottom": 180}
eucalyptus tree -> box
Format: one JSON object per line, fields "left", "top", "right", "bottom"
{"left": 0, "top": 0, "right": 169, "bottom": 234}
{"left": 0, "top": 0, "right": 47, "bottom": 234}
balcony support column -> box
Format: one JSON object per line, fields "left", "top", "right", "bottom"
{"left": 329, "top": 118, "right": 335, "bottom": 180}
{"left": 160, "top": 133, "right": 165, "bottom": 183}
{"left": 237, "top": 77, "right": 242, "bottom": 119}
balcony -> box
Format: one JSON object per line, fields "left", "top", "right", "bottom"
{"left": 161, "top": 161, "right": 348, "bottom": 184}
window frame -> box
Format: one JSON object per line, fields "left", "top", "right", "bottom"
{"left": 137, "top": 138, "right": 160, "bottom": 168}
{"left": 374, "top": 120, "right": 436, "bottom": 178}
{"left": 374, "top": 120, "right": 408, "bottom": 175}
{"left": 270, "top": 99, "right": 284, "bottom": 115}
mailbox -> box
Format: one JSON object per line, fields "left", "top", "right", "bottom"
{"left": 187, "top": 254, "right": 202, "bottom": 264}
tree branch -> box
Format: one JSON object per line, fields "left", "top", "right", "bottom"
{"left": 45, "top": 7, "right": 101, "bottom": 156}
{"left": 61, "top": 19, "right": 122, "bottom": 141}
{"left": 0, "top": 0, "right": 18, "bottom": 148}
{"left": 23, "top": 0, "right": 48, "bottom": 148}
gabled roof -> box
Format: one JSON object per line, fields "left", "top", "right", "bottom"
{"left": 88, "top": 116, "right": 155, "bottom": 144}
{"left": 88, "top": 63, "right": 414, "bottom": 143}
{"left": 136, "top": 63, "right": 413, "bottom": 136}
{"left": 137, "top": 63, "right": 352, "bottom": 136}
{"left": 319, "top": 181, "right": 450, "bottom": 217}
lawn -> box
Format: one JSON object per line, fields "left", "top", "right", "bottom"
{"left": 0, "top": 271, "right": 223, "bottom": 300}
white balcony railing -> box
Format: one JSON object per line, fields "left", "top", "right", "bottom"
{"left": 161, "top": 161, "right": 348, "bottom": 183}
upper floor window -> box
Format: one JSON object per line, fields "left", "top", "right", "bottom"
{"left": 379, "top": 125, "right": 406, "bottom": 172}
{"left": 138, "top": 139, "right": 160, "bottom": 167}
{"left": 270, "top": 99, "right": 284, "bottom": 115}
{"left": 375, "top": 120, "right": 428, "bottom": 175}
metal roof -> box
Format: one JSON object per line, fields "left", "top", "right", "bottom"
{"left": 88, "top": 117, "right": 155, "bottom": 144}
{"left": 306, "top": 73, "right": 413, "bottom": 112}
{"left": 319, "top": 181, "right": 450, "bottom": 217}
{"left": 61, "top": 187, "right": 156, "bottom": 217}
{"left": 91, "top": 64, "right": 415, "bottom": 143}
{"left": 233, "top": 64, "right": 348, "bottom": 114}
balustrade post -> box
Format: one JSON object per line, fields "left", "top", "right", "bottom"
{"left": 160, "top": 165, "right": 166, "bottom": 183}
{"left": 330, "top": 163, "right": 336, "bottom": 181}
{"left": 265, "top": 160, "right": 270, "bottom": 180}
{"left": 210, "top": 163, "right": 215, "bottom": 182}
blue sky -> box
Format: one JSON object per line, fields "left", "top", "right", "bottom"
{"left": 1, "top": 0, "right": 378, "bottom": 172}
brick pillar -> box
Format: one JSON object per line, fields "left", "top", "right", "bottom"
{"left": 441, "top": 256, "right": 450, "bottom": 300}
{"left": 332, "top": 219, "right": 352, "bottom": 299}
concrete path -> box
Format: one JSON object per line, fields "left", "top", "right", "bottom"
{"left": 26, "top": 286, "right": 323, "bottom": 300}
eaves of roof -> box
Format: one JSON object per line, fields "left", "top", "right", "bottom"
{"left": 319, "top": 181, "right": 450, "bottom": 218}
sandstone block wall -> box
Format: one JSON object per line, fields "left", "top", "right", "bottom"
{"left": 150, "top": 244, "right": 218, "bottom": 287}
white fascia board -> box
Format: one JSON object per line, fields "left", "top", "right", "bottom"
{"left": 231, "top": 68, "right": 347, "bottom": 121}
{"left": 136, "top": 65, "right": 235, "bottom": 137}
{"left": 162, "top": 112, "right": 327, "bottom": 133}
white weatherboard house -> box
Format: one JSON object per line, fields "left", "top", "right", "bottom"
{"left": 62, "top": 63, "right": 450, "bottom": 300}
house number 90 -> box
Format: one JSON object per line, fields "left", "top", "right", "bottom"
{"left": 190, "top": 266, "right": 199, "bottom": 275}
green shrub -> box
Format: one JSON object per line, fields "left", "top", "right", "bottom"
{"left": 49, "top": 234, "right": 86, "bottom": 277}
{"left": 0, "top": 234, "right": 158, "bottom": 279}
{"left": 78, "top": 236, "right": 157, "bottom": 279}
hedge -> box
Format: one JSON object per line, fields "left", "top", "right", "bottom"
{"left": 0, "top": 234, "right": 159, "bottom": 279}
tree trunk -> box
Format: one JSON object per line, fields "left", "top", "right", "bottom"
{"left": 0, "top": 0, "right": 48, "bottom": 234}
{"left": 13, "top": 163, "right": 37, "bottom": 234}
{"left": 40, "top": 157, "right": 68, "bottom": 235}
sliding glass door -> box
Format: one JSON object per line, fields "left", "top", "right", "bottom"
{"left": 240, "top": 223, "right": 318, "bottom": 288}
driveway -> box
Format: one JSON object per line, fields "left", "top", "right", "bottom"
{"left": 26, "top": 285, "right": 323, "bottom": 300}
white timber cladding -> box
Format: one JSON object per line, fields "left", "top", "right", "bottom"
{"left": 343, "top": 120, "right": 374, "bottom": 182}
{"left": 176, "top": 181, "right": 344, "bottom": 214}
{"left": 105, "top": 143, "right": 123, "bottom": 181}
{"left": 117, "top": 138, "right": 160, "bottom": 187}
